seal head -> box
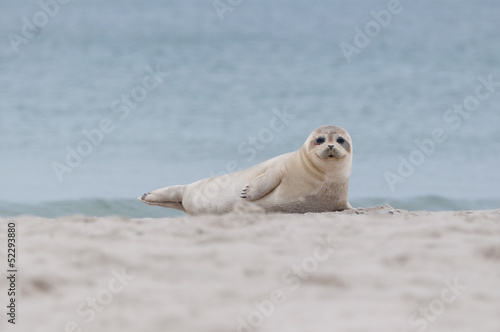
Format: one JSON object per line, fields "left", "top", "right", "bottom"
{"left": 304, "top": 125, "right": 352, "bottom": 177}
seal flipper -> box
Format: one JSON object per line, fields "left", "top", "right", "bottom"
{"left": 241, "top": 170, "right": 282, "bottom": 201}
{"left": 138, "top": 185, "right": 186, "bottom": 212}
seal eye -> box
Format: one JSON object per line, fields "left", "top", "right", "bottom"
{"left": 336, "top": 137, "right": 345, "bottom": 144}
{"left": 315, "top": 137, "right": 325, "bottom": 145}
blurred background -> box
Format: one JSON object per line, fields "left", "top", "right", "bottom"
{"left": 1, "top": 0, "right": 499, "bottom": 217}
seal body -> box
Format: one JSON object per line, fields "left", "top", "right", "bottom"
{"left": 140, "top": 125, "right": 353, "bottom": 215}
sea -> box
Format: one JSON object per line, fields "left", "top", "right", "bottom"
{"left": 1, "top": 0, "right": 499, "bottom": 218}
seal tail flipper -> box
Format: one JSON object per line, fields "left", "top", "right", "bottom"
{"left": 138, "top": 185, "right": 186, "bottom": 212}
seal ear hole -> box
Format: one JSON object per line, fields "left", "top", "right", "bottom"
{"left": 315, "top": 137, "right": 326, "bottom": 145}
{"left": 336, "top": 137, "right": 345, "bottom": 144}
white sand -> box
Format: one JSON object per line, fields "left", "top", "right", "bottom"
{"left": 1, "top": 204, "right": 499, "bottom": 332}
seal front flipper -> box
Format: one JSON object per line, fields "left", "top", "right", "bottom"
{"left": 139, "top": 185, "right": 186, "bottom": 212}
{"left": 241, "top": 170, "right": 282, "bottom": 201}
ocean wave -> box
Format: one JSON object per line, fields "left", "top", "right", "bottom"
{"left": 0, "top": 199, "right": 184, "bottom": 219}
{"left": 1, "top": 196, "right": 499, "bottom": 218}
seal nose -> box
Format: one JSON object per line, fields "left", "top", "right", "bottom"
{"left": 328, "top": 145, "right": 334, "bottom": 150}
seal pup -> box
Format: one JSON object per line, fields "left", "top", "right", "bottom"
{"left": 139, "top": 125, "right": 353, "bottom": 215}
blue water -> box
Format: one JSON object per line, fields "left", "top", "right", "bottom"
{"left": 1, "top": 0, "right": 499, "bottom": 217}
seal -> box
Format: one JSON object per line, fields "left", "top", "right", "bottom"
{"left": 139, "top": 125, "right": 353, "bottom": 215}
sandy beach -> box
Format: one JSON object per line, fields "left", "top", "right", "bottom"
{"left": 1, "top": 204, "right": 499, "bottom": 332}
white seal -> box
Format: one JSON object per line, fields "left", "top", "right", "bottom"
{"left": 139, "top": 125, "right": 353, "bottom": 215}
